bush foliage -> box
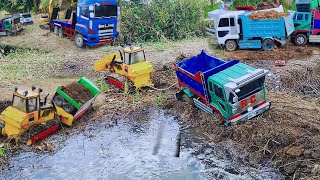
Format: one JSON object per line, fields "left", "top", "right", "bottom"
{"left": 120, "top": 0, "right": 207, "bottom": 42}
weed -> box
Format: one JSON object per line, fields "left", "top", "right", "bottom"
{"left": 156, "top": 92, "right": 164, "bottom": 106}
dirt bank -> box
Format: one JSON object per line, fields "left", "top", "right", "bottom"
{"left": 224, "top": 44, "right": 315, "bottom": 61}
{"left": 61, "top": 82, "right": 93, "bottom": 103}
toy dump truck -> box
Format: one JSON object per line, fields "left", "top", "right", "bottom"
{"left": 0, "top": 77, "right": 100, "bottom": 145}
{"left": 295, "top": 0, "right": 320, "bottom": 12}
{"left": 0, "top": 14, "right": 23, "bottom": 36}
{"left": 292, "top": 8, "right": 320, "bottom": 45}
{"left": 175, "top": 51, "right": 271, "bottom": 125}
{"left": 206, "top": 6, "right": 294, "bottom": 51}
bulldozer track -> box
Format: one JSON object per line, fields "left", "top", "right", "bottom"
{"left": 20, "top": 119, "right": 61, "bottom": 143}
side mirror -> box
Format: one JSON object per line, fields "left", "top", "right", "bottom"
{"left": 89, "top": 12, "right": 94, "bottom": 18}
{"left": 89, "top": 5, "right": 94, "bottom": 11}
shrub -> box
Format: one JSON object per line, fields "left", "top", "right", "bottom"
{"left": 120, "top": 0, "right": 207, "bottom": 42}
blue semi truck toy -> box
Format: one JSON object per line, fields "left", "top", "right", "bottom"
{"left": 206, "top": 6, "right": 294, "bottom": 51}
{"left": 50, "top": 0, "right": 119, "bottom": 48}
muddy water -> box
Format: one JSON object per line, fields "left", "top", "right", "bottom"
{"left": 1, "top": 107, "right": 281, "bottom": 180}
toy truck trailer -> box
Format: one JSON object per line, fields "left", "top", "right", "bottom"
{"left": 52, "top": 77, "right": 101, "bottom": 126}
{"left": 0, "top": 15, "right": 23, "bottom": 36}
{"left": 207, "top": 7, "right": 294, "bottom": 51}
{"left": 295, "top": 0, "right": 320, "bottom": 12}
{"left": 50, "top": 0, "right": 119, "bottom": 48}
{"left": 292, "top": 9, "right": 320, "bottom": 45}
{"left": 175, "top": 51, "right": 271, "bottom": 125}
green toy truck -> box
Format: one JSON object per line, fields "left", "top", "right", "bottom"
{"left": 175, "top": 51, "right": 271, "bottom": 126}
{"left": 0, "top": 14, "right": 23, "bottom": 36}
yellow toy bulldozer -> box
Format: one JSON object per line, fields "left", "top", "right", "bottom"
{"left": 0, "top": 77, "right": 100, "bottom": 145}
{"left": 94, "top": 46, "right": 154, "bottom": 92}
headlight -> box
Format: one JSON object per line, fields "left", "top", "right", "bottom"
{"left": 232, "top": 108, "right": 237, "bottom": 114}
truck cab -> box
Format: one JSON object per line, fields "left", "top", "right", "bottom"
{"left": 292, "top": 10, "right": 320, "bottom": 45}
{"left": 295, "top": 0, "right": 320, "bottom": 12}
{"left": 20, "top": 12, "right": 33, "bottom": 25}
{"left": 0, "top": 15, "right": 23, "bottom": 36}
{"left": 207, "top": 9, "right": 244, "bottom": 49}
{"left": 75, "top": 0, "right": 119, "bottom": 47}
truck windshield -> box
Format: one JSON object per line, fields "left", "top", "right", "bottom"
{"left": 22, "top": 14, "right": 31, "bottom": 18}
{"left": 229, "top": 76, "right": 265, "bottom": 103}
{"left": 13, "top": 18, "right": 20, "bottom": 24}
{"left": 95, "top": 5, "right": 117, "bottom": 18}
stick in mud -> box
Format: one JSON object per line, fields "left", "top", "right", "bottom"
{"left": 174, "top": 132, "right": 181, "bottom": 157}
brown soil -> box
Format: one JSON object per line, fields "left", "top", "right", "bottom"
{"left": 249, "top": 10, "right": 289, "bottom": 20}
{"left": 282, "top": 64, "right": 320, "bottom": 98}
{"left": 61, "top": 82, "right": 93, "bottom": 104}
{"left": 256, "top": 1, "right": 278, "bottom": 10}
{"left": 225, "top": 45, "right": 315, "bottom": 61}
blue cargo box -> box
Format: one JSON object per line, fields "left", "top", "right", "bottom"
{"left": 239, "top": 12, "right": 294, "bottom": 41}
{"left": 175, "top": 51, "right": 239, "bottom": 103}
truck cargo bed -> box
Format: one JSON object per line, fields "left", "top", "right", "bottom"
{"left": 175, "top": 51, "right": 239, "bottom": 104}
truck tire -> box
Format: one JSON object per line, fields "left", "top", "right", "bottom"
{"left": 262, "top": 39, "right": 275, "bottom": 51}
{"left": 58, "top": 27, "right": 63, "bottom": 38}
{"left": 54, "top": 26, "right": 59, "bottom": 36}
{"left": 294, "top": 34, "right": 307, "bottom": 46}
{"left": 53, "top": 95, "right": 64, "bottom": 107}
{"left": 63, "top": 103, "right": 75, "bottom": 114}
{"left": 75, "top": 33, "right": 85, "bottom": 48}
{"left": 225, "top": 40, "right": 237, "bottom": 51}
{"left": 182, "top": 94, "right": 195, "bottom": 107}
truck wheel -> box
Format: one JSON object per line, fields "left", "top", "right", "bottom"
{"left": 75, "top": 33, "right": 84, "bottom": 48}
{"left": 262, "top": 39, "right": 275, "bottom": 51}
{"left": 225, "top": 40, "right": 237, "bottom": 51}
{"left": 54, "top": 26, "right": 59, "bottom": 36}
{"left": 182, "top": 94, "right": 195, "bottom": 107}
{"left": 295, "top": 34, "right": 307, "bottom": 46}
{"left": 53, "top": 95, "right": 64, "bottom": 107}
{"left": 63, "top": 103, "right": 75, "bottom": 114}
{"left": 58, "top": 27, "right": 63, "bottom": 38}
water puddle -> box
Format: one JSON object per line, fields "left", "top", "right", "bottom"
{"left": 0, "top": 107, "right": 281, "bottom": 180}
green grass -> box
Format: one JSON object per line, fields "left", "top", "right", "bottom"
{"left": 0, "top": 48, "right": 62, "bottom": 82}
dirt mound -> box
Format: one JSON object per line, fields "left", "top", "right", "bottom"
{"left": 282, "top": 64, "right": 320, "bottom": 97}
{"left": 249, "top": 10, "right": 289, "bottom": 20}
{"left": 256, "top": 1, "right": 278, "bottom": 10}
{"left": 225, "top": 45, "right": 314, "bottom": 60}
{"left": 61, "top": 82, "right": 93, "bottom": 104}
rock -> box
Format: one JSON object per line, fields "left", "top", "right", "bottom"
{"left": 286, "top": 146, "right": 304, "bottom": 157}
{"left": 249, "top": 151, "right": 263, "bottom": 165}
{"left": 283, "top": 163, "right": 298, "bottom": 175}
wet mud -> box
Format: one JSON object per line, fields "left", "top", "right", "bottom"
{"left": 0, "top": 107, "right": 281, "bottom": 180}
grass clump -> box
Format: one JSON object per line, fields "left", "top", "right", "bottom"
{"left": 0, "top": 47, "right": 61, "bottom": 82}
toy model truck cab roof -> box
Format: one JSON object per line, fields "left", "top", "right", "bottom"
{"left": 78, "top": 0, "right": 117, "bottom": 6}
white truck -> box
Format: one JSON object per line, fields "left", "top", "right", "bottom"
{"left": 206, "top": 6, "right": 294, "bottom": 51}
